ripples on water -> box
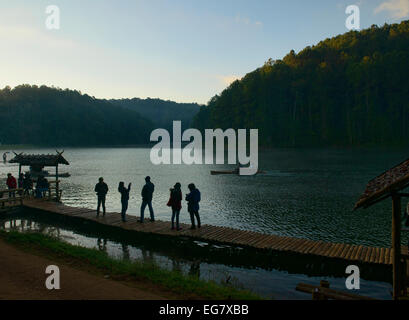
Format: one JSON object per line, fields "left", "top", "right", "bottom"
{"left": 1, "top": 147, "right": 408, "bottom": 247}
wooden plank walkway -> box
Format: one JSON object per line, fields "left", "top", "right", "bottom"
{"left": 20, "top": 199, "right": 404, "bottom": 266}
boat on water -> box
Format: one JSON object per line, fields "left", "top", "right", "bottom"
{"left": 211, "top": 169, "right": 265, "bottom": 175}
{"left": 26, "top": 169, "right": 71, "bottom": 179}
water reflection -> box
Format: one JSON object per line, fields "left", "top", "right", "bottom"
{"left": 0, "top": 215, "right": 393, "bottom": 300}
{"left": 122, "top": 243, "right": 130, "bottom": 261}
{"left": 97, "top": 238, "right": 107, "bottom": 252}
{"left": 189, "top": 260, "right": 201, "bottom": 278}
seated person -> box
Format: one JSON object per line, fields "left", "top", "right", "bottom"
{"left": 35, "top": 176, "right": 49, "bottom": 198}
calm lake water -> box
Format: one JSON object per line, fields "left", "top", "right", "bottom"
{"left": 1, "top": 147, "right": 408, "bottom": 247}
{"left": 1, "top": 147, "right": 404, "bottom": 299}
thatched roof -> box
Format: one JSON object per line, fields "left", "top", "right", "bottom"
{"left": 354, "top": 158, "right": 409, "bottom": 210}
{"left": 9, "top": 152, "right": 69, "bottom": 167}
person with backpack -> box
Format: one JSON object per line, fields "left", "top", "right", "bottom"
{"left": 186, "top": 183, "right": 201, "bottom": 229}
{"left": 118, "top": 181, "right": 131, "bottom": 222}
{"left": 167, "top": 182, "right": 182, "bottom": 230}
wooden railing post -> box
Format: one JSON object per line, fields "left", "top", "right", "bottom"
{"left": 55, "top": 164, "right": 60, "bottom": 202}
{"left": 392, "top": 194, "right": 402, "bottom": 299}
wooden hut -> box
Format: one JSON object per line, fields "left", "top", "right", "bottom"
{"left": 9, "top": 151, "right": 69, "bottom": 201}
{"left": 354, "top": 158, "right": 409, "bottom": 299}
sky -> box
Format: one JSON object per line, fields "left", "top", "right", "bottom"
{"left": 0, "top": 0, "right": 408, "bottom": 104}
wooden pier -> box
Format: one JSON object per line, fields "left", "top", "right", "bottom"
{"left": 15, "top": 199, "right": 405, "bottom": 266}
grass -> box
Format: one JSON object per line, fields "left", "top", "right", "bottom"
{"left": 0, "top": 230, "right": 262, "bottom": 300}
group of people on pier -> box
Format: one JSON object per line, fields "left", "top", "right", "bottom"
{"left": 94, "top": 176, "right": 201, "bottom": 230}
{"left": 4, "top": 172, "right": 48, "bottom": 198}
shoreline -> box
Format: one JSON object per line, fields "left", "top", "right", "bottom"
{"left": 0, "top": 230, "right": 261, "bottom": 300}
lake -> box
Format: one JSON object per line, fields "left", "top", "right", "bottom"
{"left": 1, "top": 147, "right": 408, "bottom": 247}
{"left": 2, "top": 146, "right": 405, "bottom": 299}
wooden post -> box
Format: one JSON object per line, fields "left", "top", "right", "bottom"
{"left": 312, "top": 288, "right": 323, "bottom": 300}
{"left": 392, "top": 194, "right": 402, "bottom": 299}
{"left": 18, "top": 164, "right": 21, "bottom": 177}
{"left": 55, "top": 164, "right": 59, "bottom": 202}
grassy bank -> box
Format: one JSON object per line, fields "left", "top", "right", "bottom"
{"left": 0, "top": 230, "right": 261, "bottom": 300}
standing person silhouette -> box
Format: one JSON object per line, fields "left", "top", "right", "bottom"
{"left": 139, "top": 176, "right": 155, "bottom": 223}
{"left": 95, "top": 177, "right": 108, "bottom": 217}
{"left": 23, "top": 173, "right": 33, "bottom": 196}
{"left": 168, "top": 182, "right": 182, "bottom": 230}
{"left": 186, "top": 183, "right": 201, "bottom": 229}
{"left": 6, "top": 173, "right": 17, "bottom": 198}
{"left": 118, "top": 181, "right": 131, "bottom": 222}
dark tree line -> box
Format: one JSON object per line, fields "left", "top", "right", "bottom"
{"left": 193, "top": 20, "right": 409, "bottom": 147}
{"left": 109, "top": 98, "right": 201, "bottom": 131}
{"left": 0, "top": 85, "right": 154, "bottom": 146}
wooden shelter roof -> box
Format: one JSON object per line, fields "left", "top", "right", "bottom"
{"left": 354, "top": 157, "right": 409, "bottom": 210}
{"left": 9, "top": 152, "right": 69, "bottom": 167}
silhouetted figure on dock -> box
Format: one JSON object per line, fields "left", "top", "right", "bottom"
{"left": 35, "top": 175, "right": 49, "bottom": 198}
{"left": 139, "top": 176, "right": 155, "bottom": 223}
{"left": 6, "top": 173, "right": 17, "bottom": 198}
{"left": 23, "top": 173, "right": 33, "bottom": 196}
{"left": 118, "top": 181, "right": 131, "bottom": 222}
{"left": 186, "top": 183, "right": 201, "bottom": 229}
{"left": 168, "top": 182, "right": 182, "bottom": 230}
{"left": 95, "top": 177, "right": 108, "bottom": 217}
{"left": 18, "top": 173, "right": 24, "bottom": 196}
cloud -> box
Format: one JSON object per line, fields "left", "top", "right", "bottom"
{"left": 374, "top": 0, "right": 409, "bottom": 19}
{"left": 235, "top": 14, "right": 263, "bottom": 27}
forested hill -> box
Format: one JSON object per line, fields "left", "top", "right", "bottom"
{"left": 110, "top": 98, "right": 201, "bottom": 131}
{"left": 0, "top": 85, "right": 154, "bottom": 146}
{"left": 193, "top": 20, "right": 409, "bottom": 147}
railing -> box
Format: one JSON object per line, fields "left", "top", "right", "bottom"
{"left": 0, "top": 188, "right": 24, "bottom": 208}
{"left": 30, "top": 180, "right": 62, "bottom": 201}
{"left": 0, "top": 180, "right": 63, "bottom": 206}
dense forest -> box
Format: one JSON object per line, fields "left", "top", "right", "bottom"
{"left": 0, "top": 85, "right": 154, "bottom": 146}
{"left": 193, "top": 20, "right": 409, "bottom": 147}
{"left": 109, "top": 98, "right": 201, "bottom": 131}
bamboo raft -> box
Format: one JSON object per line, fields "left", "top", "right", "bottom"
{"left": 17, "top": 199, "right": 406, "bottom": 266}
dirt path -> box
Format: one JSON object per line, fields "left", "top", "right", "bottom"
{"left": 0, "top": 239, "right": 173, "bottom": 300}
